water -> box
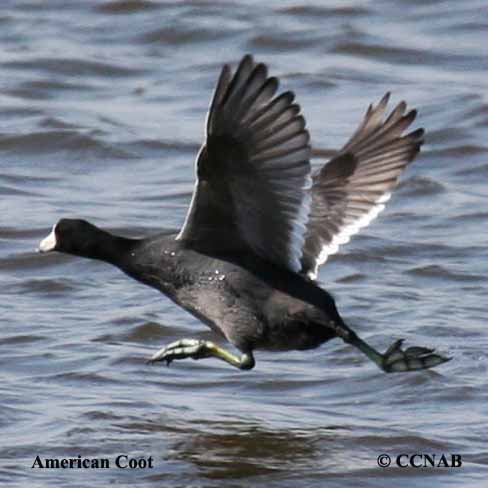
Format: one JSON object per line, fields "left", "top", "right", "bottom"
{"left": 1, "top": 0, "right": 487, "bottom": 486}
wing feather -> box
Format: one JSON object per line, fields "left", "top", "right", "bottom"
{"left": 178, "top": 55, "right": 312, "bottom": 272}
{"left": 301, "top": 94, "right": 424, "bottom": 278}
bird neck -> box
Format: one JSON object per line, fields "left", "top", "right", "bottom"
{"left": 72, "top": 225, "right": 138, "bottom": 267}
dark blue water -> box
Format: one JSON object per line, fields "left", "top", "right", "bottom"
{"left": 1, "top": 1, "right": 487, "bottom": 486}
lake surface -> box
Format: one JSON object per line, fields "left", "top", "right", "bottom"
{"left": 1, "top": 1, "right": 487, "bottom": 486}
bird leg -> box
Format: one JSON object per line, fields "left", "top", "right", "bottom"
{"left": 334, "top": 324, "right": 451, "bottom": 373}
{"left": 147, "top": 339, "right": 255, "bottom": 370}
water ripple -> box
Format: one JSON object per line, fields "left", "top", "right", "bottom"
{"left": 0, "top": 131, "right": 135, "bottom": 159}
{"left": 96, "top": 0, "right": 160, "bottom": 15}
{"left": 1, "top": 1, "right": 487, "bottom": 486}
{"left": 2, "top": 57, "right": 146, "bottom": 77}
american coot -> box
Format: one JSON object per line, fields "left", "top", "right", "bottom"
{"left": 39, "top": 55, "right": 450, "bottom": 373}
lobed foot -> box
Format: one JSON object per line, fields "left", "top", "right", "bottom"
{"left": 147, "top": 339, "right": 212, "bottom": 366}
{"left": 147, "top": 338, "right": 255, "bottom": 370}
{"left": 381, "top": 339, "right": 451, "bottom": 373}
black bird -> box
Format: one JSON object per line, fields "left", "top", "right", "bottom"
{"left": 39, "top": 55, "right": 450, "bottom": 373}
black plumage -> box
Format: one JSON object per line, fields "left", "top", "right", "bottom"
{"left": 39, "top": 55, "right": 449, "bottom": 374}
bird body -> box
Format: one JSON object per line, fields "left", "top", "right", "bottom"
{"left": 58, "top": 222, "right": 338, "bottom": 354}
{"left": 132, "top": 237, "right": 339, "bottom": 354}
{"left": 39, "top": 55, "right": 450, "bottom": 374}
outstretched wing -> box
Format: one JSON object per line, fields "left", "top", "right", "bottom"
{"left": 301, "top": 93, "right": 424, "bottom": 279}
{"left": 177, "top": 55, "right": 312, "bottom": 272}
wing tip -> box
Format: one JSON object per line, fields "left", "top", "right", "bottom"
{"left": 378, "top": 92, "right": 391, "bottom": 110}
{"left": 241, "top": 53, "right": 254, "bottom": 64}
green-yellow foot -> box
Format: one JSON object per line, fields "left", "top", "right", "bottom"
{"left": 345, "top": 330, "right": 451, "bottom": 373}
{"left": 381, "top": 339, "right": 451, "bottom": 373}
{"left": 147, "top": 338, "right": 255, "bottom": 370}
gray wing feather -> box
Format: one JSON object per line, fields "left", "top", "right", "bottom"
{"left": 301, "top": 93, "right": 424, "bottom": 278}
